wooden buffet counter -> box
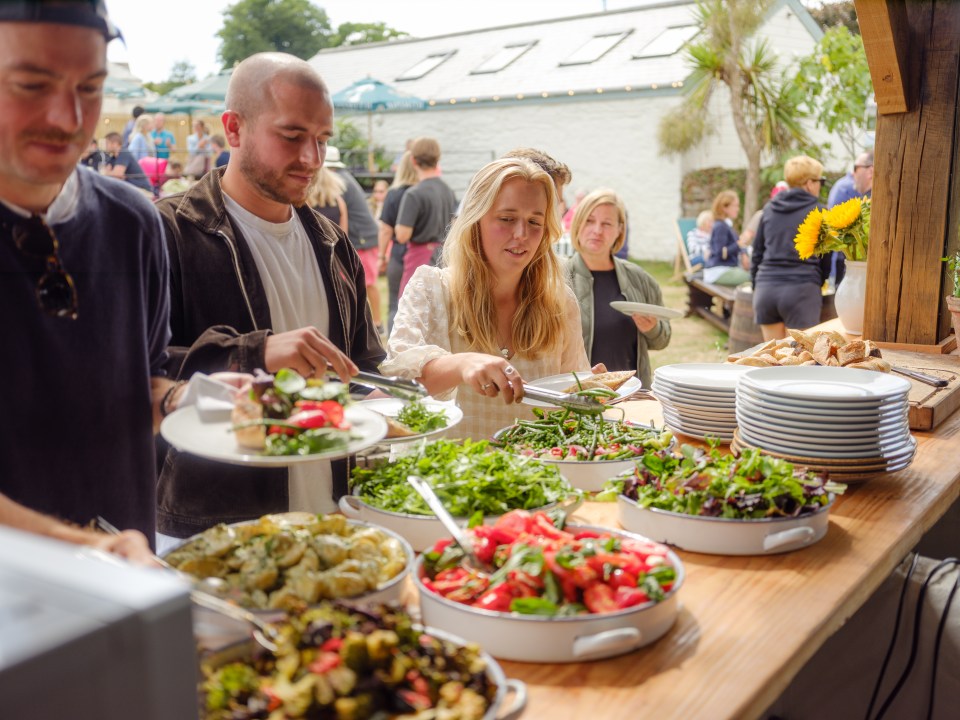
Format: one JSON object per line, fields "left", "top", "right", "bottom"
{"left": 498, "top": 399, "right": 960, "bottom": 720}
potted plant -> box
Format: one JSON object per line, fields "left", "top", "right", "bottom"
{"left": 794, "top": 197, "right": 871, "bottom": 334}
{"left": 943, "top": 251, "right": 960, "bottom": 339}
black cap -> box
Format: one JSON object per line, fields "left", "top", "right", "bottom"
{"left": 0, "top": 1, "right": 120, "bottom": 41}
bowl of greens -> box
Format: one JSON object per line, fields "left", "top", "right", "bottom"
{"left": 355, "top": 397, "right": 463, "bottom": 443}
{"left": 598, "top": 445, "right": 845, "bottom": 555}
{"left": 343, "top": 439, "right": 582, "bottom": 551}
{"left": 493, "top": 408, "right": 674, "bottom": 492}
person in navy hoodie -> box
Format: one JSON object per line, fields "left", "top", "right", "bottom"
{"left": 703, "top": 189, "right": 750, "bottom": 286}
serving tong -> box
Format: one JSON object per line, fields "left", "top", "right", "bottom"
{"left": 326, "top": 369, "right": 428, "bottom": 401}
{"left": 521, "top": 384, "right": 609, "bottom": 413}
{"left": 96, "top": 516, "right": 281, "bottom": 652}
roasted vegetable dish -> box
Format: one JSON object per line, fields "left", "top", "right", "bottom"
{"left": 421, "top": 510, "right": 677, "bottom": 616}
{"left": 165, "top": 514, "right": 407, "bottom": 610}
{"left": 350, "top": 439, "right": 578, "bottom": 518}
{"left": 597, "top": 445, "right": 845, "bottom": 519}
{"left": 201, "top": 603, "right": 495, "bottom": 720}
{"left": 495, "top": 407, "right": 673, "bottom": 463}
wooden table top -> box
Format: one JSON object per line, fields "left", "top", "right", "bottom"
{"left": 495, "top": 398, "right": 960, "bottom": 720}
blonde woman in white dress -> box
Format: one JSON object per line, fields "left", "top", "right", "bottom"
{"left": 382, "top": 157, "right": 590, "bottom": 440}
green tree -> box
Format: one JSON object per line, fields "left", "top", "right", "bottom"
{"left": 658, "top": 0, "right": 812, "bottom": 224}
{"left": 808, "top": 0, "right": 859, "bottom": 35}
{"left": 329, "top": 21, "right": 408, "bottom": 47}
{"left": 791, "top": 26, "right": 873, "bottom": 162}
{"left": 217, "top": 0, "right": 331, "bottom": 68}
{"left": 143, "top": 60, "right": 197, "bottom": 95}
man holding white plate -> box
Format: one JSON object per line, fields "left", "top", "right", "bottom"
{"left": 565, "top": 188, "right": 673, "bottom": 387}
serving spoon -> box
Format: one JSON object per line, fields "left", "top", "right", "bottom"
{"left": 96, "top": 516, "right": 280, "bottom": 652}
{"left": 405, "top": 476, "right": 492, "bottom": 573}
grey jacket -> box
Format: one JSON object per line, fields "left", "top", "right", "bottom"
{"left": 566, "top": 254, "right": 671, "bottom": 388}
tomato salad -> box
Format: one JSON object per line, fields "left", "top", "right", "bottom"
{"left": 420, "top": 510, "right": 677, "bottom": 616}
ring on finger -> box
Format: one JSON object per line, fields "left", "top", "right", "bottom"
{"left": 504, "top": 365, "right": 515, "bottom": 376}
{"left": 481, "top": 383, "right": 491, "bottom": 390}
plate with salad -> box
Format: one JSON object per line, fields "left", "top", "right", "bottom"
{"left": 598, "top": 444, "right": 846, "bottom": 555}
{"left": 160, "top": 369, "right": 388, "bottom": 467}
{"left": 356, "top": 397, "right": 462, "bottom": 443}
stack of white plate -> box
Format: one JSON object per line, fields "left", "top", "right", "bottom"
{"left": 735, "top": 366, "right": 915, "bottom": 481}
{"left": 652, "top": 364, "right": 754, "bottom": 442}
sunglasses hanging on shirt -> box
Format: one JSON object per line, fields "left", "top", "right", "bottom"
{"left": 8, "top": 215, "right": 79, "bottom": 320}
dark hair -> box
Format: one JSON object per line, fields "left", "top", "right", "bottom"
{"left": 104, "top": 131, "right": 121, "bottom": 143}
{"left": 503, "top": 147, "right": 572, "bottom": 189}
{"left": 132, "top": 106, "right": 144, "bottom": 118}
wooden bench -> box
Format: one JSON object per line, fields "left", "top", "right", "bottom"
{"left": 684, "top": 272, "right": 737, "bottom": 332}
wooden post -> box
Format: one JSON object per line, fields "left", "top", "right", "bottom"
{"left": 858, "top": 0, "right": 960, "bottom": 348}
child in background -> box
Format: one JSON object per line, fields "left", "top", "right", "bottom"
{"left": 686, "top": 210, "right": 714, "bottom": 268}
{"left": 160, "top": 162, "right": 192, "bottom": 196}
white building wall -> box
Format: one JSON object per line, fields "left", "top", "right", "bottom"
{"left": 340, "top": 94, "right": 686, "bottom": 261}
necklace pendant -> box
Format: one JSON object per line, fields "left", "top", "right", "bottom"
{"left": 500, "top": 347, "right": 510, "bottom": 359}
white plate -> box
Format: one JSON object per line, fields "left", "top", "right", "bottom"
{"left": 654, "top": 363, "right": 754, "bottom": 392}
{"left": 737, "top": 385, "right": 909, "bottom": 415}
{"left": 735, "top": 396, "right": 910, "bottom": 425}
{"left": 662, "top": 415, "right": 735, "bottom": 440}
{"left": 660, "top": 404, "right": 737, "bottom": 422}
{"left": 653, "top": 387, "right": 737, "bottom": 410}
{"left": 523, "top": 371, "right": 643, "bottom": 408}
{"left": 161, "top": 404, "right": 388, "bottom": 467}
{"left": 610, "top": 301, "right": 685, "bottom": 320}
{"left": 355, "top": 398, "right": 463, "bottom": 443}
{"left": 651, "top": 380, "right": 736, "bottom": 400}
{"left": 738, "top": 426, "right": 914, "bottom": 458}
{"left": 736, "top": 418, "right": 911, "bottom": 447}
{"left": 741, "top": 366, "right": 911, "bottom": 401}
{"left": 736, "top": 406, "right": 910, "bottom": 438}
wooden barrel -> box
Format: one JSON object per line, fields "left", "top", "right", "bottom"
{"left": 728, "top": 284, "right": 764, "bottom": 352}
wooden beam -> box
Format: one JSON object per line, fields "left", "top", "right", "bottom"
{"left": 863, "top": 1, "right": 960, "bottom": 345}
{"left": 855, "top": 0, "right": 913, "bottom": 114}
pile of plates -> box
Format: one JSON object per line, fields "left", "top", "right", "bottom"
{"left": 652, "top": 364, "right": 754, "bottom": 442}
{"left": 734, "top": 366, "right": 915, "bottom": 481}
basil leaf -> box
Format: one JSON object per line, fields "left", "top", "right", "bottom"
{"left": 274, "top": 368, "right": 307, "bottom": 395}
{"left": 510, "top": 597, "right": 559, "bottom": 616}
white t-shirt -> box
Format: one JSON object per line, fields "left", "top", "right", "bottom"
{"left": 222, "top": 192, "right": 335, "bottom": 513}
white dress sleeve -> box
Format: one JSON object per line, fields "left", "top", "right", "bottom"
{"left": 560, "top": 285, "right": 591, "bottom": 372}
{"left": 380, "top": 265, "right": 455, "bottom": 398}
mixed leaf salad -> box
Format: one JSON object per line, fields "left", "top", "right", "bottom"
{"left": 232, "top": 369, "right": 357, "bottom": 456}
{"left": 350, "top": 439, "right": 578, "bottom": 518}
{"left": 495, "top": 406, "right": 673, "bottom": 463}
{"left": 597, "top": 444, "right": 846, "bottom": 519}
{"left": 201, "top": 603, "right": 495, "bottom": 720}
{"left": 394, "top": 399, "right": 448, "bottom": 435}
{"left": 421, "top": 510, "right": 677, "bottom": 616}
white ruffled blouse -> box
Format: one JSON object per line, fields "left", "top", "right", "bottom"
{"left": 381, "top": 265, "right": 590, "bottom": 441}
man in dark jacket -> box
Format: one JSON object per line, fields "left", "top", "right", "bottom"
{"left": 751, "top": 155, "right": 833, "bottom": 341}
{"left": 155, "top": 53, "right": 384, "bottom": 543}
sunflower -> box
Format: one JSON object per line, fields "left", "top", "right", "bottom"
{"left": 823, "top": 197, "right": 863, "bottom": 230}
{"left": 794, "top": 208, "right": 824, "bottom": 259}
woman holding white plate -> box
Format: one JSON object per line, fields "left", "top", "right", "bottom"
{"left": 566, "top": 188, "right": 672, "bottom": 387}
{"left": 382, "top": 157, "right": 591, "bottom": 440}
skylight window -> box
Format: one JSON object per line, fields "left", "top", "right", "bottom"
{"left": 396, "top": 51, "right": 455, "bottom": 81}
{"left": 633, "top": 25, "right": 699, "bottom": 59}
{"left": 560, "top": 31, "right": 631, "bottom": 66}
{"left": 471, "top": 41, "right": 536, "bottom": 74}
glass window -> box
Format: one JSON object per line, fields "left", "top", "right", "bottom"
{"left": 471, "top": 42, "right": 536, "bottom": 74}
{"left": 559, "top": 31, "right": 631, "bottom": 66}
{"left": 396, "top": 51, "right": 455, "bottom": 81}
{"left": 633, "top": 25, "right": 699, "bottom": 59}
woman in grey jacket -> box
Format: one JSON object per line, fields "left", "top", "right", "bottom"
{"left": 566, "top": 189, "right": 671, "bottom": 388}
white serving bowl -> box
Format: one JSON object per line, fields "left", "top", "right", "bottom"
{"left": 617, "top": 494, "right": 834, "bottom": 555}
{"left": 339, "top": 494, "right": 582, "bottom": 552}
{"left": 414, "top": 524, "right": 684, "bottom": 663}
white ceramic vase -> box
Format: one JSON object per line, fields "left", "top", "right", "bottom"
{"left": 835, "top": 259, "right": 867, "bottom": 335}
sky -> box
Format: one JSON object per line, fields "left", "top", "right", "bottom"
{"left": 105, "top": 0, "right": 708, "bottom": 82}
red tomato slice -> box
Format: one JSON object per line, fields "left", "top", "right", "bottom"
{"left": 583, "top": 584, "right": 619, "bottom": 614}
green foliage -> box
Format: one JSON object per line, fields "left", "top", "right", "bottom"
{"left": 790, "top": 26, "right": 873, "bottom": 161}
{"left": 331, "top": 117, "right": 390, "bottom": 172}
{"left": 944, "top": 252, "right": 960, "bottom": 298}
{"left": 808, "top": 0, "right": 860, "bottom": 35}
{"left": 143, "top": 60, "right": 196, "bottom": 96}
{"left": 217, "top": 0, "right": 331, "bottom": 68}
{"left": 329, "top": 21, "right": 408, "bottom": 47}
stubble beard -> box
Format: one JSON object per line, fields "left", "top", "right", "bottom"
{"left": 238, "top": 147, "right": 315, "bottom": 208}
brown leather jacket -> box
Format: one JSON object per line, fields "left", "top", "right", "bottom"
{"left": 155, "top": 169, "right": 384, "bottom": 538}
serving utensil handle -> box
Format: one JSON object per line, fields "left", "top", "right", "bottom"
{"left": 891, "top": 366, "right": 948, "bottom": 388}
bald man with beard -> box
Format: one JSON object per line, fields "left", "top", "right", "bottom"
{"left": 154, "top": 53, "right": 384, "bottom": 547}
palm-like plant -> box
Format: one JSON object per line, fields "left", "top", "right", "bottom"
{"left": 659, "top": 0, "right": 813, "bottom": 224}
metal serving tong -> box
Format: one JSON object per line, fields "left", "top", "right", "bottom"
{"left": 326, "top": 369, "right": 428, "bottom": 401}
{"left": 406, "top": 476, "right": 492, "bottom": 573}
{"left": 521, "top": 385, "right": 608, "bottom": 413}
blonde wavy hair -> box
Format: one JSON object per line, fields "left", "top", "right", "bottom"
{"left": 392, "top": 151, "right": 418, "bottom": 188}
{"left": 308, "top": 167, "right": 346, "bottom": 207}
{"left": 569, "top": 188, "right": 627, "bottom": 256}
{"left": 442, "top": 157, "right": 566, "bottom": 359}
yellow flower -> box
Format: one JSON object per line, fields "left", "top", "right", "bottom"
{"left": 794, "top": 208, "right": 823, "bottom": 259}
{"left": 822, "top": 197, "right": 862, "bottom": 230}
